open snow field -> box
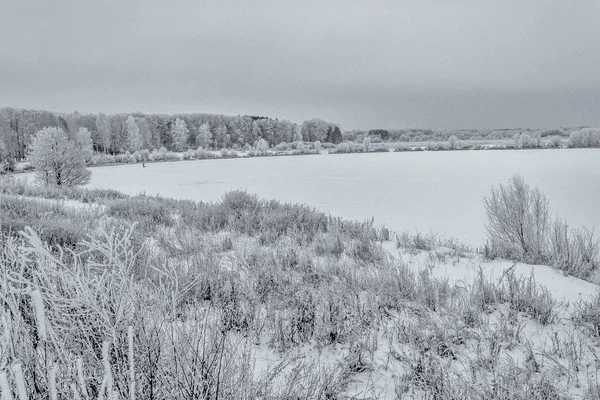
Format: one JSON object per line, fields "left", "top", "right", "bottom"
{"left": 79, "top": 149, "right": 600, "bottom": 246}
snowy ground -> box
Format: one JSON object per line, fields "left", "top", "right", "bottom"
{"left": 3, "top": 188, "right": 600, "bottom": 398}
{"left": 247, "top": 240, "right": 600, "bottom": 399}
{"left": 60, "top": 149, "right": 600, "bottom": 247}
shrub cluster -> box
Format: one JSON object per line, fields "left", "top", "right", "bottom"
{"left": 484, "top": 175, "right": 599, "bottom": 280}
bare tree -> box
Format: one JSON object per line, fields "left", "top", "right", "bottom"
{"left": 96, "top": 112, "right": 112, "bottom": 153}
{"left": 27, "top": 127, "right": 91, "bottom": 186}
{"left": 484, "top": 174, "right": 550, "bottom": 262}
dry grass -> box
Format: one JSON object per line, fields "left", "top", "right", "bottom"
{"left": 0, "top": 183, "right": 598, "bottom": 398}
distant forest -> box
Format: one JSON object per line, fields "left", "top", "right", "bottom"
{"left": 2, "top": 107, "right": 595, "bottom": 165}
{"left": 0, "top": 108, "right": 343, "bottom": 162}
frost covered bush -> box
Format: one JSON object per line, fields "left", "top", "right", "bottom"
{"left": 426, "top": 142, "right": 443, "bottom": 151}
{"left": 194, "top": 147, "right": 216, "bottom": 159}
{"left": 448, "top": 135, "right": 461, "bottom": 150}
{"left": 485, "top": 175, "right": 599, "bottom": 278}
{"left": 484, "top": 175, "right": 550, "bottom": 263}
{"left": 91, "top": 154, "right": 116, "bottom": 165}
{"left": 567, "top": 128, "right": 600, "bottom": 148}
{"left": 255, "top": 138, "right": 269, "bottom": 154}
{"left": 330, "top": 142, "right": 363, "bottom": 154}
{"left": 163, "top": 151, "right": 181, "bottom": 161}
{"left": 548, "top": 135, "right": 563, "bottom": 148}
{"left": 314, "top": 140, "right": 322, "bottom": 153}
{"left": 126, "top": 151, "right": 137, "bottom": 163}
{"left": 114, "top": 153, "right": 129, "bottom": 163}
{"left": 540, "top": 128, "right": 564, "bottom": 137}
{"left": 362, "top": 136, "right": 371, "bottom": 152}
{"left": 515, "top": 133, "right": 535, "bottom": 149}
{"left": 182, "top": 149, "right": 194, "bottom": 160}
{"left": 219, "top": 148, "right": 237, "bottom": 158}
{"left": 274, "top": 141, "right": 293, "bottom": 151}
{"left": 550, "top": 219, "right": 600, "bottom": 280}
{"left": 138, "top": 148, "right": 149, "bottom": 162}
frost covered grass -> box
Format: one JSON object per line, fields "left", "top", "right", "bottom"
{"left": 1, "top": 182, "right": 599, "bottom": 398}
{"left": 484, "top": 175, "right": 600, "bottom": 283}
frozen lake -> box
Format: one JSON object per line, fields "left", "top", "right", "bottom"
{"left": 80, "top": 149, "right": 600, "bottom": 246}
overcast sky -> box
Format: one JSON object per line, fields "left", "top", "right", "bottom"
{"left": 1, "top": 0, "right": 599, "bottom": 130}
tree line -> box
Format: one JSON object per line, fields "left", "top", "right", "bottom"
{"left": 0, "top": 107, "right": 342, "bottom": 163}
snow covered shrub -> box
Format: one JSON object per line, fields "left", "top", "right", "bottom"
{"left": 274, "top": 142, "right": 291, "bottom": 151}
{"left": 314, "top": 140, "right": 322, "bottom": 153}
{"left": 574, "top": 292, "right": 600, "bottom": 339}
{"left": 448, "top": 135, "right": 461, "bottom": 150}
{"left": 182, "top": 149, "right": 194, "bottom": 160}
{"left": 295, "top": 142, "right": 308, "bottom": 154}
{"left": 108, "top": 196, "right": 174, "bottom": 228}
{"left": 194, "top": 147, "right": 215, "bottom": 159}
{"left": 163, "top": 151, "right": 181, "bottom": 161}
{"left": 114, "top": 153, "right": 128, "bottom": 163}
{"left": 568, "top": 128, "right": 600, "bottom": 148}
{"left": 548, "top": 135, "right": 563, "bottom": 148}
{"left": 550, "top": 219, "right": 599, "bottom": 280}
{"left": 540, "top": 128, "right": 563, "bottom": 137}
{"left": 126, "top": 151, "right": 137, "bottom": 163}
{"left": 330, "top": 142, "right": 363, "bottom": 154}
{"left": 516, "top": 133, "right": 534, "bottom": 149}
{"left": 362, "top": 136, "right": 370, "bottom": 152}
{"left": 426, "top": 142, "right": 441, "bottom": 151}
{"left": 255, "top": 138, "right": 269, "bottom": 154}
{"left": 91, "top": 154, "right": 116, "bottom": 165}
{"left": 151, "top": 148, "right": 164, "bottom": 161}
{"left": 220, "top": 148, "right": 237, "bottom": 158}
{"left": 139, "top": 148, "right": 150, "bottom": 162}
{"left": 484, "top": 175, "right": 550, "bottom": 263}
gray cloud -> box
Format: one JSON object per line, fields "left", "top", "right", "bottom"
{"left": 1, "top": 0, "right": 599, "bottom": 129}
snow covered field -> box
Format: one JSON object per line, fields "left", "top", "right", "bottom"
{"left": 78, "top": 149, "right": 600, "bottom": 246}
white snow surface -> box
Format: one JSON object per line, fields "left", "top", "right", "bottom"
{"left": 72, "top": 149, "right": 600, "bottom": 246}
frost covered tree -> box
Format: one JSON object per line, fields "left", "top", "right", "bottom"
{"left": 196, "top": 122, "right": 212, "bottom": 149}
{"left": 137, "top": 117, "right": 153, "bottom": 149}
{"left": 95, "top": 112, "right": 111, "bottom": 153}
{"left": 292, "top": 125, "right": 303, "bottom": 142}
{"left": 125, "top": 116, "right": 142, "bottom": 152}
{"left": 213, "top": 125, "right": 228, "bottom": 149}
{"left": 76, "top": 127, "right": 94, "bottom": 162}
{"left": 255, "top": 138, "right": 269, "bottom": 153}
{"left": 448, "top": 135, "right": 461, "bottom": 150}
{"left": 363, "top": 136, "right": 371, "bottom": 152}
{"left": 26, "top": 127, "right": 91, "bottom": 186}
{"left": 250, "top": 121, "right": 262, "bottom": 143}
{"left": 170, "top": 118, "right": 189, "bottom": 151}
